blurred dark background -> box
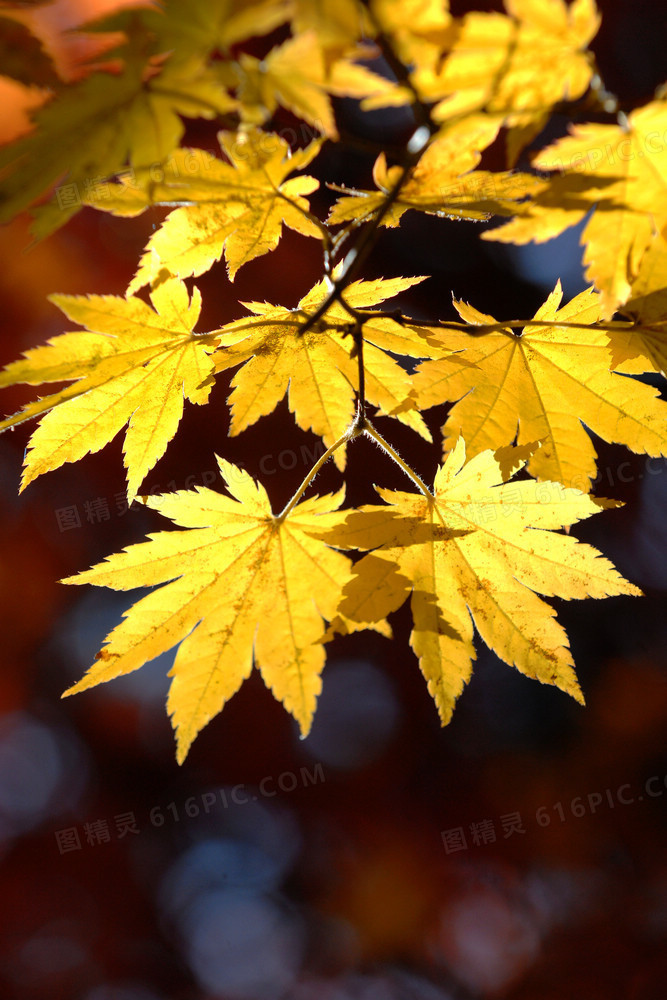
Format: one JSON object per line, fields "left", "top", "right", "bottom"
{"left": 1, "top": 1, "right": 666, "bottom": 998}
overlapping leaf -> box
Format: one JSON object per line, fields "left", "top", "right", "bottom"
{"left": 368, "top": 0, "right": 453, "bottom": 78}
{"left": 368, "top": 0, "right": 600, "bottom": 163}
{"left": 412, "top": 283, "right": 667, "bottom": 490}
{"left": 0, "top": 278, "right": 217, "bottom": 502}
{"left": 124, "top": 128, "right": 322, "bottom": 288}
{"left": 92, "top": 0, "right": 292, "bottom": 63}
{"left": 328, "top": 120, "right": 545, "bottom": 228}
{"left": 485, "top": 98, "right": 667, "bottom": 316}
{"left": 0, "top": 0, "right": 658, "bottom": 763}
{"left": 233, "top": 31, "right": 394, "bottom": 138}
{"left": 0, "top": 32, "right": 236, "bottom": 237}
{"left": 292, "top": 0, "right": 373, "bottom": 51}
{"left": 62, "top": 460, "right": 352, "bottom": 763}
{"left": 213, "top": 274, "right": 445, "bottom": 468}
{"left": 330, "top": 438, "right": 640, "bottom": 724}
{"left": 423, "top": 0, "right": 599, "bottom": 162}
{"left": 611, "top": 230, "right": 667, "bottom": 376}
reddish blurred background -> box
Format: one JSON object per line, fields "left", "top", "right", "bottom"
{"left": 1, "top": 2, "right": 666, "bottom": 998}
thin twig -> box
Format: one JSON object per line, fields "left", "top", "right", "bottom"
{"left": 295, "top": 135, "right": 429, "bottom": 339}
{"left": 295, "top": 10, "right": 440, "bottom": 341}
{"left": 349, "top": 312, "right": 656, "bottom": 337}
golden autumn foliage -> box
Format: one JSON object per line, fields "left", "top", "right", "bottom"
{"left": 412, "top": 284, "right": 667, "bottom": 491}
{"left": 1, "top": 0, "right": 666, "bottom": 761}
{"left": 0, "top": 277, "right": 218, "bottom": 502}
{"left": 62, "top": 461, "right": 354, "bottom": 763}
{"left": 329, "top": 438, "right": 639, "bottom": 724}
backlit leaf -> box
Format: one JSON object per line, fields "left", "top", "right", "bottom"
{"left": 331, "top": 438, "right": 640, "bottom": 723}
{"left": 62, "top": 461, "right": 352, "bottom": 763}
{"left": 416, "top": 0, "right": 600, "bottom": 163}
{"left": 127, "top": 128, "right": 322, "bottom": 287}
{"left": 485, "top": 99, "right": 667, "bottom": 316}
{"left": 413, "top": 284, "right": 667, "bottom": 490}
{"left": 213, "top": 273, "right": 442, "bottom": 468}
{"left": 328, "top": 121, "right": 544, "bottom": 228}
{"left": 0, "top": 277, "right": 217, "bottom": 502}
{"left": 0, "top": 32, "right": 236, "bottom": 237}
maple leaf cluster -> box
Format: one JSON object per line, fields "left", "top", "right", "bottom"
{"left": 0, "top": 0, "right": 665, "bottom": 763}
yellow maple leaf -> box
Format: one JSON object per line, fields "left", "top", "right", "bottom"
{"left": 412, "top": 283, "right": 667, "bottom": 491}
{"left": 126, "top": 128, "right": 322, "bottom": 288}
{"left": 413, "top": 0, "right": 600, "bottom": 163}
{"left": 62, "top": 460, "right": 352, "bottom": 763}
{"left": 485, "top": 98, "right": 667, "bottom": 316}
{"left": 328, "top": 120, "right": 544, "bottom": 228}
{"left": 331, "top": 438, "right": 640, "bottom": 725}
{"left": 213, "top": 274, "right": 443, "bottom": 469}
{"left": 234, "top": 30, "right": 395, "bottom": 138}
{"left": 369, "top": 0, "right": 453, "bottom": 78}
{"left": 117, "top": 0, "right": 292, "bottom": 58}
{"left": 0, "top": 32, "right": 236, "bottom": 237}
{"left": 291, "top": 0, "right": 373, "bottom": 52}
{"left": 364, "top": 0, "right": 599, "bottom": 162}
{"left": 0, "top": 277, "right": 217, "bottom": 502}
{"left": 611, "top": 229, "right": 667, "bottom": 377}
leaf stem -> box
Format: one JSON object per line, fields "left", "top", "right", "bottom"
{"left": 363, "top": 419, "right": 434, "bottom": 500}
{"left": 275, "top": 429, "right": 353, "bottom": 522}
{"left": 354, "top": 319, "right": 366, "bottom": 422}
